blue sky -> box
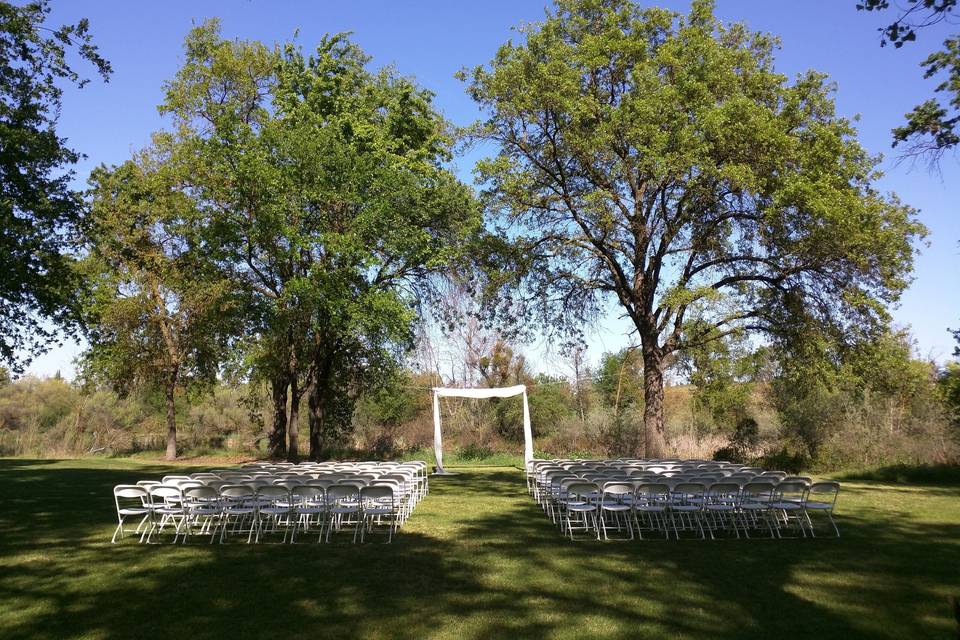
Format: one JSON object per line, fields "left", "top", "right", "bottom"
{"left": 26, "top": 0, "right": 960, "bottom": 377}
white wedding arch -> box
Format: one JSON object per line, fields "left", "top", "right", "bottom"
{"left": 431, "top": 385, "right": 533, "bottom": 473}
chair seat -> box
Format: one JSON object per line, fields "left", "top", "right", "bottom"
{"left": 706, "top": 504, "right": 736, "bottom": 511}
{"left": 805, "top": 501, "right": 833, "bottom": 510}
{"left": 224, "top": 507, "right": 255, "bottom": 514}
{"left": 119, "top": 507, "right": 151, "bottom": 515}
{"left": 330, "top": 505, "right": 360, "bottom": 514}
{"left": 568, "top": 504, "right": 596, "bottom": 512}
{"left": 601, "top": 504, "right": 631, "bottom": 512}
{"left": 364, "top": 507, "right": 394, "bottom": 516}
{"left": 769, "top": 502, "right": 802, "bottom": 510}
{"left": 294, "top": 506, "right": 325, "bottom": 514}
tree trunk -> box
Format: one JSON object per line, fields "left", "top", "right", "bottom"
{"left": 287, "top": 377, "right": 300, "bottom": 462}
{"left": 308, "top": 344, "right": 333, "bottom": 460}
{"left": 308, "top": 387, "right": 325, "bottom": 460}
{"left": 164, "top": 374, "right": 178, "bottom": 461}
{"left": 641, "top": 347, "right": 667, "bottom": 459}
{"left": 269, "top": 376, "right": 288, "bottom": 459}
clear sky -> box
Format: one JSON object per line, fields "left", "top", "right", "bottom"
{"left": 25, "top": 0, "right": 960, "bottom": 378}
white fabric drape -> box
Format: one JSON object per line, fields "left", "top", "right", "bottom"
{"left": 431, "top": 385, "right": 533, "bottom": 472}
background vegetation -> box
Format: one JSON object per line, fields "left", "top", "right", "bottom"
{"left": 2, "top": 324, "right": 956, "bottom": 473}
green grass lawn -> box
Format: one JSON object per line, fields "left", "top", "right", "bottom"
{"left": 1, "top": 458, "right": 958, "bottom": 639}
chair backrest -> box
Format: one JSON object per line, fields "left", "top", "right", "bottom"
{"left": 148, "top": 485, "right": 181, "bottom": 503}
{"left": 775, "top": 481, "right": 809, "bottom": 502}
{"left": 672, "top": 482, "right": 706, "bottom": 503}
{"left": 257, "top": 485, "right": 289, "bottom": 499}
{"left": 706, "top": 482, "right": 741, "bottom": 501}
{"left": 741, "top": 481, "right": 776, "bottom": 500}
{"left": 291, "top": 485, "right": 324, "bottom": 503}
{"left": 635, "top": 483, "right": 671, "bottom": 505}
{"left": 114, "top": 485, "right": 147, "bottom": 499}
{"left": 361, "top": 485, "right": 394, "bottom": 503}
{"left": 566, "top": 482, "right": 598, "bottom": 501}
{"left": 760, "top": 471, "right": 788, "bottom": 480}
{"left": 808, "top": 481, "right": 840, "bottom": 506}
{"left": 183, "top": 486, "right": 218, "bottom": 502}
{"left": 219, "top": 484, "right": 254, "bottom": 499}
{"left": 601, "top": 483, "right": 633, "bottom": 498}
{"left": 328, "top": 485, "right": 360, "bottom": 502}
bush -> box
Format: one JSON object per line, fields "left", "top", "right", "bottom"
{"left": 836, "top": 463, "right": 960, "bottom": 485}
{"left": 455, "top": 443, "right": 497, "bottom": 461}
{"left": 758, "top": 446, "right": 810, "bottom": 474}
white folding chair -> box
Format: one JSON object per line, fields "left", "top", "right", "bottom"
{"left": 803, "top": 481, "right": 840, "bottom": 537}
{"left": 360, "top": 485, "right": 397, "bottom": 543}
{"left": 111, "top": 485, "right": 151, "bottom": 543}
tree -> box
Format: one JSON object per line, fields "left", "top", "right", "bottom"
{"left": 0, "top": 1, "right": 110, "bottom": 373}
{"left": 679, "top": 321, "right": 760, "bottom": 433}
{"left": 81, "top": 155, "right": 236, "bottom": 460}
{"left": 858, "top": 0, "right": 959, "bottom": 162}
{"left": 595, "top": 349, "right": 643, "bottom": 417}
{"left": 463, "top": 0, "right": 924, "bottom": 457}
{"left": 158, "top": 23, "right": 479, "bottom": 460}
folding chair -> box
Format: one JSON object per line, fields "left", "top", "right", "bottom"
{"left": 111, "top": 485, "right": 151, "bottom": 543}
{"left": 360, "top": 485, "right": 397, "bottom": 543}
{"left": 703, "top": 482, "right": 741, "bottom": 539}
{"left": 599, "top": 483, "right": 634, "bottom": 541}
{"left": 181, "top": 486, "right": 222, "bottom": 544}
{"left": 564, "top": 482, "right": 600, "bottom": 541}
{"left": 290, "top": 485, "right": 326, "bottom": 543}
{"left": 804, "top": 481, "right": 840, "bottom": 537}
{"left": 326, "top": 485, "right": 362, "bottom": 543}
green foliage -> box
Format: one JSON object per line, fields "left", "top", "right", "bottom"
{"left": 712, "top": 416, "right": 760, "bottom": 463}
{"left": 494, "top": 376, "right": 575, "bottom": 441}
{"left": 594, "top": 349, "right": 643, "bottom": 414}
{"left": 773, "top": 326, "right": 953, "bottom": 467}
{"left": 837, "top": 462, "right": 960, "bottom": 485}
{"left": 681, "top": 322, "right": 759, "bottom": 433}
{"left": 154, "top": 21, "right": 479, "bottom": 458}
{"left": 463, "top": 0, "right": 925, "bottom": 454}
{"left": 0, "top": 1, "right": 110, "bottom": 372}
{"left": 938, "top": 361, "right": 960, "bottom": 425}
{"left": 857, "top": 0, "right": 960, "bottom": 161}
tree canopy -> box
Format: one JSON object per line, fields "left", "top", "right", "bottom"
{"left": 141, "top": 22, "right": 479, "bottom": 459}
{"left": 81, "top": 153, "right": 237, "bottom": 459}
{"left": 463, "top": 0, "right": 925, "bottom": 456}
{"left": 0, "top": 1, "right": 110, "bottom": 373}
{"left": 858, "top": 0, "right": 960, "bottom": 162}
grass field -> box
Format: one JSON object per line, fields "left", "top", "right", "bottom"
{"left": 1, "top": 458, "right": 958, "bottom": 639}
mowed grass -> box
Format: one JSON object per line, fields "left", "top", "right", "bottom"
{"left": 0, "top": 459, "right": 958, "bottom": 640}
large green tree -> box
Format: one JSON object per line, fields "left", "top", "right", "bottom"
{"left": 81, "top": 154, "right": 236, "bottom": 460}
{"left": 158, "top": 23, "right": 478, "bottom": 460}
{"left": 0, "top": 1, "right": 109, "bottom": 372}
{"left": 463, "top": 0, "right": 925, "bottom": 456}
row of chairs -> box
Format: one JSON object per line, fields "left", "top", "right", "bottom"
{"left": 527, "top": 459, "right": 840, "bottom": 541}
{"left": 112, "top": 461, "right": 428, "bottom": 544}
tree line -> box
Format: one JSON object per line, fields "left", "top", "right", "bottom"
{"left": 1, "top": 0, "right": 954, "bottom": 464}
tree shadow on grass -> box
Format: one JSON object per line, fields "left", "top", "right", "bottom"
{"left": 443, "top": 468, "right": 960, "bottom": 640}
{"left": 1, "top": 461, "right": 957, "bottom": 640}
